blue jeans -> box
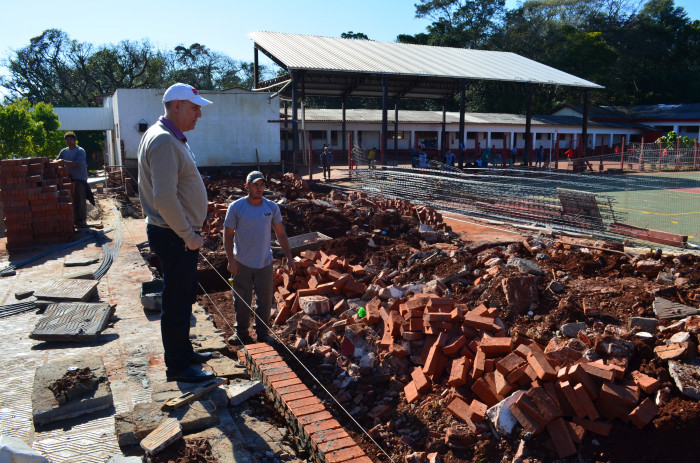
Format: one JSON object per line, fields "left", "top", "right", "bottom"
{"left": 147, "top": 224, "right": 199, "bottom": 373}
{"left": 232, "top": 262, "right": 273, "bottom": 336}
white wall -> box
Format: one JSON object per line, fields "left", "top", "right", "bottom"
{"left": 112, "top": 88, "right": 281, "bottom": 167}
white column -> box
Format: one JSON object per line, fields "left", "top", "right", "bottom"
{"left": 510, "top": 132, "right": 515, "bottom": 149}
{"left": 673, "top": 124, "right": 679, "bottom": 134}
{"left": 487, "top": 131, "right": 492, "bottom": 148}
{"left": 353, "top": 130, "right": 359, "bottom": 147}
{"left": 609, "top": 133, "right": 614, "bottom": 147}
{"left": 591, "top": 133, "right": 597, "bottom": 151}
{"left": 437, "top": 129, "right": 442, "bottom": 151}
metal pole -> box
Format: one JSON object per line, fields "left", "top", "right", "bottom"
{"left": 640, "top": 137, "right": 645, "bottom": 171}
{"left": 253, "top": 48, "right": 259, "bottom": 89}
{"left": 620, "top": 136, "right": 625, "bottom": 170}
{"left": 394, "top": 101, "right": 399, "bottom": 160}
{"left": 524, "top": 85, "right": 532, "bottom": 167}
{"left": 381, "top": 76, "right": 388, "bottom": 166}
{"left": 441, "top": 98, "right": 447, "bottom": 157}
{"left": 581, "top": 89, "right": 589, "bottom": 173}
{"left": 308, "top": 132, "right": 313, "bottom": 180}
{"left": 291, "top": 74, "right": 299, "bottom": 174}
{"left": 348, "top": 132, "right": 353, "bottom": 170}
{"left": 694, "top": 139, "right": 698, "bottom": 170}
{"left": 341, "top": 95, "right": 347, "bottom": 163}
{"left": 459, "top": 80, "right": 466, "bottom": 169}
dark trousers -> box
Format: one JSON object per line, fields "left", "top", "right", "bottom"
{"left": 72, "top": 180, "right": 87, "bottom": 226}
{"left": 146, "top": 225, "right": 199, "bottom": 373}
{"left": 321, "top": 162, "right": 331, "bottom": 178}
{"left": 232, "top": 262, "right": 273, "bottom": 336}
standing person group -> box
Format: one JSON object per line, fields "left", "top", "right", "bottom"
{"left": 320, "top": 145, "right": 333, "bottom": 179}
{"left": 138, "top": 83, "right": 297, "bottom": 383}
{"left": 55, "top": 131, "right": 94, "bottom": 229}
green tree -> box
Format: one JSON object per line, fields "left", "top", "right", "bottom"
{"left": 399, "top": 0, "right": 507, "bottom": 48}
{"left": 0, "top": 99, "right": 61, "bottom": 158}
{"left": 341, "top": 31, "right": 370, "bottom": 40}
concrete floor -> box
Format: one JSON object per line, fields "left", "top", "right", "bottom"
{"left": 0, "top": 200, "right": 297, "bottom": 462}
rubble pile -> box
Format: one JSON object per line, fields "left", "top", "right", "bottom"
{"left": 194, "top": 172, "right": 700, "bottom": 462}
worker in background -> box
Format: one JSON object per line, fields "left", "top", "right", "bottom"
{"left": 138, "top": 82, "right": 215, "bottom": 383}
{"left": 55, "top": 131, "right": 94, "bottom": 229}
{"left": 320, "top": 145, "right": 333, "bottom": 180}
{"left": 444, "top": 149, "right": 455, "bottom": 169}
{"left": 368, "top": 147, "right": 377, "bottom": 169}
{"left": 535, "top": 145, "right": 544, "bottom": 168}
{"left": 418, "top": 147, "right": 428, "bottom": 169}
{"left": 224, "top": 171, "right": 296, "bottom": 344}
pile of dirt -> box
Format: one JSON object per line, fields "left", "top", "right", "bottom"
{"left": 187, "top": 171, "right": 700, "bottom": 463}
{"left": 149, "top": 437, "right": 216, "bottom": 463}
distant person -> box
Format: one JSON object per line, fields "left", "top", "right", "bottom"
{"left": 444, "top": 149, "right": 455, "bottom": 168}
{"left": 418, "top": 148, "right": 428, "bottom": 168}
{"left": 224, "top": 171, "right": 295, "bottom": 344}
{"left": 535, "top": 145, "right": 544, "bottom": 168}
{"left": 320, "top": 145, "right": 333, "bottom": 179}
{"left": 368, "top": 147, "right": 377, "bottom": 169}
{"left": 491, "top": 145, "right": 503, "bottom": 168}
{"left": 510, "top": 147, "right": 518, "bottom": 166}
{"left": 55, "top": 131, "right": 93, "bottom": 229}
{"left": 138, "top": 82, "right": 215, "bottom": 383}
{"left": 481, "top": 145, "right": 491, "bottom": 168}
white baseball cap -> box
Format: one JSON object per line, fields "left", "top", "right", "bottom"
{"left": 162, "top": 83, "right": 213, "bottom": 106}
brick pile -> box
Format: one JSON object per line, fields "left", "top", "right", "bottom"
{"left": 0, "top": 158, "right": 74, "bottom": 248}
{"left": 242, "top": 342, "right": 372, "bottom": 463}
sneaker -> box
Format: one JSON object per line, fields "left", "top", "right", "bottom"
{"left": 256, "top": 332, "right": 275, "bottom": 344}
{"left": 230, "top": 331, "right": 254, "bottom": 345}
{"left": 166, "top": 366, "right": 215, "bottom": 382}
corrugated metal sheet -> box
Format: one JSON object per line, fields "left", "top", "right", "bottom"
{"left": 250, "top": 32, "right": 602, "bottom": 89}
{"left": 54, "top": 107, "right": 113, "bottom": 131}
{"left": 300, "top": 109, "right": 643, "bottom": 129}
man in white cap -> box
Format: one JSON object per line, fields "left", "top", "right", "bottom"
{"left": 137, "top": 83, "right": 215, "bottom": 382}
{"left": 223, "top": 171, "right": 296, "bottom": 344}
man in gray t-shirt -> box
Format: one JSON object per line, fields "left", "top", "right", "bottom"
{"left": 223, "top": 171, "right": 295, "bottom": 343}
{"left": 56, "top": 131, "right": 89, "bottom": 227}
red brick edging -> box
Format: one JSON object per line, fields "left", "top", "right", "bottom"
{"left": 243, "top": 342, "right": 372, "bottom": 463}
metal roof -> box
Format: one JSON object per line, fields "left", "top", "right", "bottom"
{"left": 249, "top": 31, "right": 602, "bottom": 97}
{"left": 299, "top": 109, "right": 646, "bottom": 129}
{"left": 561, "top": 103, "right": 700, "bottom": 121}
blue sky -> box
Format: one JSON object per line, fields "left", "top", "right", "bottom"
{"left": 1, "top": 0, "right": 698, "bottom": 93}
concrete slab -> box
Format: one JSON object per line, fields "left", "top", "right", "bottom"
{"left": 64, "top": 256, "right": 101, "bottom": 267}
{"left": 224, "top": 380, "right": 265, "bottom": 406}
{"left": 32, "top": 356, "right": 113, "bottom": 426}
{"left": 29, "top": 302, "right": 112, "bottom": 342}
{"left": 33, "top": 278, "right": 99, "bottom": 301}
{"left": 140, "top": 417, "right": 182, "bottom": 455}
{"left": 207, "top": 356, "right": 248, "bottom": 379}
{"left": 190, "top": 305, "right": 227, "bottom": 352}
{"left": 114, "top": 400, "right": 220, "bottom": 446}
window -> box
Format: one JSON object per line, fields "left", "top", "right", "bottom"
{"left": 387, "top": 131, "right": 404, "bottom": 139}
{"left": 491, "top": 132, "right": 504, "bottom": 139}
{"left": 467, "top": 132, "right": 477, "bottom": 140}
{"left": 310, "top": 130, "right": 325, "bottom": 139}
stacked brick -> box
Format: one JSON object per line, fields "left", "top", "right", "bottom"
{"left": 242, "top": 342, "right": 371, "bottom": 463}
{"left": 203, "top": 201, "right": 229, "bottom": 237}
{"left": 0, "top": 158, "right": 73, "bottom": 248}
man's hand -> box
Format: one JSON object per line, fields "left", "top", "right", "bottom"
{"left": 184, "top": 234, "right": 203, "bottom": 250}
{"left": 227, "top": 259, "right": 239, "bottom": 276}
{"left": 286, "top": 257, "right": 297, "bottom": 275}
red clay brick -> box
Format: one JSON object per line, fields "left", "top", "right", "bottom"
{"left": 423, "top": 344, "right": 446, "bottom": 377}
{"left": 447, "top": 397, "right": 472, "bottom": 423}
{"left": 342, "top": 458, "right": 373, "bottom": 463}
{"left": 546, "top": 418, "right": 577, "bottom": 459}
{"left": 599, "top": 382, "right": 638, "bottom": 408}
{"left": 526, "top": 351, "right": 557, "bottom": 381}
{"left": 317, "top": 437, "right": 357, "bottom": 454}
{"left": 443, "top": 335, "right": 467, "bottom": 356}
{"left": 573, "top": 383, "right": 600, "bottom": 421}
{"left": 631, "top": 371, "right": 661, "bottom": 395}
{"left": 287, "top": 396, "right": 322, "bottom": 410}
{"left": 446, "top": 355, "right": 470, "bottom": 387}
{"left": 506, "top": 362, "right": 529, "bottom": 384}
{"left": 568, "top": 364, "right": 598, "bottom": 399}
{"left": 497, "top": 352, "right": 526, "bottom": 375}
{"left": 471, "top": 349, "right": 486, "bottom": 380}
{"left": 310, "top": 428, "right": 349, "bottom": 446}
{"left": 411, "top": 367, "right": 432, "bottom": 393}
{"left": 306, "top": 419, "right": 341, "bottom": 435}
{"left": 494, "top": 369, "right": 515, "bottom": 396}
{"left": 527, "top": 386, "right": 563, "bottom": 422}
{"left": 471, "top": 374, "right": 501, "bottom": 407}
{"left": 469, "top": 399, "right": 488, "bottom": 423}
{"left": 580, "top": 361, "right": 615, "bottom": 382}
{"left": 629, "top": 397, "right": 658, "bottom": 429}
{"left": 565, "top": 420, "right": 586, "bottom": 443}
{"left": 595, "top": 394, "right": 633, "bottom": 422}
{"left": 479, "top": 336, "right": 513, "bottom": 357}
{"left": 463, "top": 313, "right": 500, "bottom": 332}
{"left": 509, "top": 394, "right": 545, "bottom": 434}
{"left": 282, "top": 390, "right": 314, "bottom": 403}
{"left": 294, "top": 402, "right": 327, "bottom": 417}
{"left": 325, "top": 445, "right": 365, "bottom": 463}
{"left": 404, "top": 381, "right": 420, "bottom": 404}
{"left": 271, "top": 377, "right": 302, "bottom": 389}
{"left": 299, "top": 411, "right": 333, "bottom": 425}
{"left": 278, "top": 383, "right": 308, "bottom": 395}
{"left": 572, "top": 416, "right": 613, "bottom": 436}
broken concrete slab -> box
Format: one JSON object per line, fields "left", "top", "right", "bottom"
{"left": 32, "top": 356, "right": 113, "bottom": 426}
{"left": 190, "top": 305, "right": 227, "bottom": 352}
{"left": 207, "top": 356, "right": 248, "bottom": 379}
{"left": 629, "top": 317, "right": 658, "bottom": 332}
{"left": 224, "top": 379, "right": 265, "bottom": 406}
{"left": 114, "top": 400, "right": 220, "bottom": 446}
{"left": 106, "top": 455, "right": 143, "bottom": 463}
{"left": 0, "top": 435, "right": 49, "bottom": 463}
{"left": 561, "top": 322, "right": 586, "bottom": 338}
{"left": 140, "top": 417, "right": 182, "bottom": 455}
{"left": 669, "top": 360, "right": 700, "bottom": 400}
{"left": 507, "top": 257, "right": 544, "bottom": 276}
{"left": 487, "top": 390, "right": 525, "bottom": 435}
{"left": 501, "top": 275, "right": 539, "bottom": 314}
{"left": 29, "top": 302, "right": 112, "bottom": 342}
{"left": 33, "top": 278, "right": 99, "bottom": 302}
{"left": 653, "top": 297, "right": 700, "bottom": 320}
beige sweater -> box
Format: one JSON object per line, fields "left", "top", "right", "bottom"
{"left": 137, "top": 121, "right": 208, "bottom": 243}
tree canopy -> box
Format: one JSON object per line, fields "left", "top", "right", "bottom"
{"left": 0, "top": 100, "right": 62, "bottom": 158}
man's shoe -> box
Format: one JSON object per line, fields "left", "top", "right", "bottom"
{"left": 190, "top": 351, "right": 213, "bottom": 364}
{"left": 230, "top": 332, "right": 254, "bottom": 345}
{"left": 166, "top": 366, "right": 215, "bottom": 383}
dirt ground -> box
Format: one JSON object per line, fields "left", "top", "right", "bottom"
{"left": 128, "top": 171, "right": 700, "bottom": 463}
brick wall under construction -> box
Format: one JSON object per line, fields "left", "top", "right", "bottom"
{"left": 0, "top": 158, "right": 74, "bottom": 249}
